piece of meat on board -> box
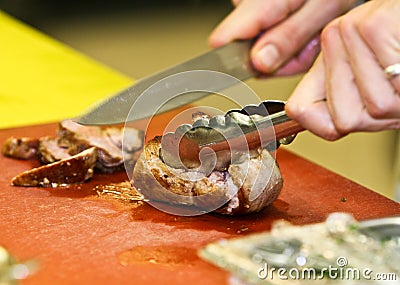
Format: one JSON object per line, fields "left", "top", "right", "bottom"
{"left": 38, "top": 137, "right": 71, "bottom": 164}
{"left": 11, "top": 147, "right": 97, "bottom": 187}
{"left": 133, "top": 136, "right": 283, "bottom": 215}
{"left": 1, "top": 137, "right": 39, "bottom": 160}
{"left": 57, "top": 120, "right": 143, "bottom": 172}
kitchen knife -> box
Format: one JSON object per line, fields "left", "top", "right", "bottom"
{"left": 75, "top": 40, "right": 257, "bottom": 126}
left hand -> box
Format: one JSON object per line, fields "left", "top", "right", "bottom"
{"left": 286, "top": 0, "right": 400, "bottom": 140}
{"left": 209, "top": 0, "right": 358, "bottom": 75}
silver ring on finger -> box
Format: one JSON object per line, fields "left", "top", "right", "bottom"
{"left": 384, "top": 63, "right": 400, "bottom": 78}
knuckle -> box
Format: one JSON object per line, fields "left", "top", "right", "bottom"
{"left": 366, "top": 100, "right": 393, "bottom": 119}
{"left": 338, "top": 16, "right": 357, "bottom": 40}
{"left": 320, "top": 21, "right": 339, "bottom": 47}
{"left": 311, "top": 120, "right": 344, "bottom": 141}
{"left": 357, "top": 17, "right": 380, "bottom": 41}
{"left": 331, "top": 116, "right": 357, "bottom": 136}
{"left": 321, "top": 129, "right": 343, "bottom": 141}
{"left": 285, "top": 99, "right": 306, "bottom": 120}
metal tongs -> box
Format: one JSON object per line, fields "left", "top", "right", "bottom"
{"left": 160, "top": 100, "right": 304, "bottom": 169}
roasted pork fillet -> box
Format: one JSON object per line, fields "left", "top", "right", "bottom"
{"left": 132, "top": 137, "right": 283, "bottom": 215}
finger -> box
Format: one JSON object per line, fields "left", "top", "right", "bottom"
{"left": 359, "top": 0, "right": 400, "bottom": 88}
{"left": 209, "top": 0, "right": 305, "bottom": 48}
{"left": 275, "top": 35, "right": 321, "bottom": 76}
{"left": 286, "top": 55, "right": 343, "bottom": 140}
{"left": 251, "top": 0, "right": 357, "bottom": 73}
{"left": 321, "top": 18, "right": 367, "bottom": 135}
{"left": 231, "top": 0, "right": 241, "bottom": 6}
{"left": 322, "top": 17, "right": 400, "bottom": 133}
{"left": 348, "top": 0, "right": 400, "bottom": 117}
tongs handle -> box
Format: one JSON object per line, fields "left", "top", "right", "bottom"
{"left": 200, "top": 110, "right": 304, "bottom": 154}
{"left": 161, "top": 101, "right": 305, "bottom": 169}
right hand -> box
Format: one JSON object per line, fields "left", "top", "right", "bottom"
{"left": 209, "top": 0, "right": 360, "bottom": 76}
{"left": 285, "top": 0, "right": 400, "bottom": 140}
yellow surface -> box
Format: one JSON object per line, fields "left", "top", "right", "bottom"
{"left": 0, "top": 11, "right": 132, "bottom": 129}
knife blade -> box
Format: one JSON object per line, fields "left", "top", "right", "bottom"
{"left": 75, "top": 40, "right": 257, "bottom": 126}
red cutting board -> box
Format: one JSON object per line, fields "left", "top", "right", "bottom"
{"left": 0, "top": 120, "right": 399, "bottom": 285}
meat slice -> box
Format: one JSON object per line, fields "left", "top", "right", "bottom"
{"left": 1, "top": 137, "right": 39, "bottom": 160}
{"left": 57, "top": 120, "right": 122, "bottom": 166}
{"left": 38, "top": 137, "right": 70, "bottom": 164}
{"left": 103, "top": 126, "right": 144, "bottom": 172}
{"left": 57, "top": 120, "right": 143, "bottom": 172}
{"left": 11, "top": 147, "right": 97, "bottom": 187}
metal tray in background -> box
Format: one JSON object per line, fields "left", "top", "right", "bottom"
{"left": 359, "top": 216, "right": 400, "bottom": 240}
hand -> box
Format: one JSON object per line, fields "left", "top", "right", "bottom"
{"left": 286, "top": 0, "right": 400, "bottom": 140}
{"left": 209, "top": 0, "right": 359, "bottom": 75}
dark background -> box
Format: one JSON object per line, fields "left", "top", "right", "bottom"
{"left": 0, "top": 0, "right": 230, "bottom": 28}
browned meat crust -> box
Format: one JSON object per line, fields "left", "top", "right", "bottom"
{"left": 1, "top": 137, "right": 39, "bottom": 160}
{"left": 11, "top": 147, "right": 97, "bottom": 187}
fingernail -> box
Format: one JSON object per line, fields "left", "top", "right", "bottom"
{"left": 256, "top": 44, "right": 280, "bottom": 71}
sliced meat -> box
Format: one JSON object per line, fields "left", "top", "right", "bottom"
{"left": 57, "top": 119, "right": 122, "bottom": 166}
{"left": 102, "top": 126, "right": 144, "bottom": 172}
{"left": 112, "top": 127, "right": 143, "bottom": 154}
{"left": 57, "top": 119, "right": 143, "bottom": 172}
{"left": 38, "top": 137, "right": 71, "bottom": 164}
{"left": 2, "top": 137, "right": 39, "bottom": 160}
{"left": 12, "top": 147, "right": 97, "bottom": 187}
